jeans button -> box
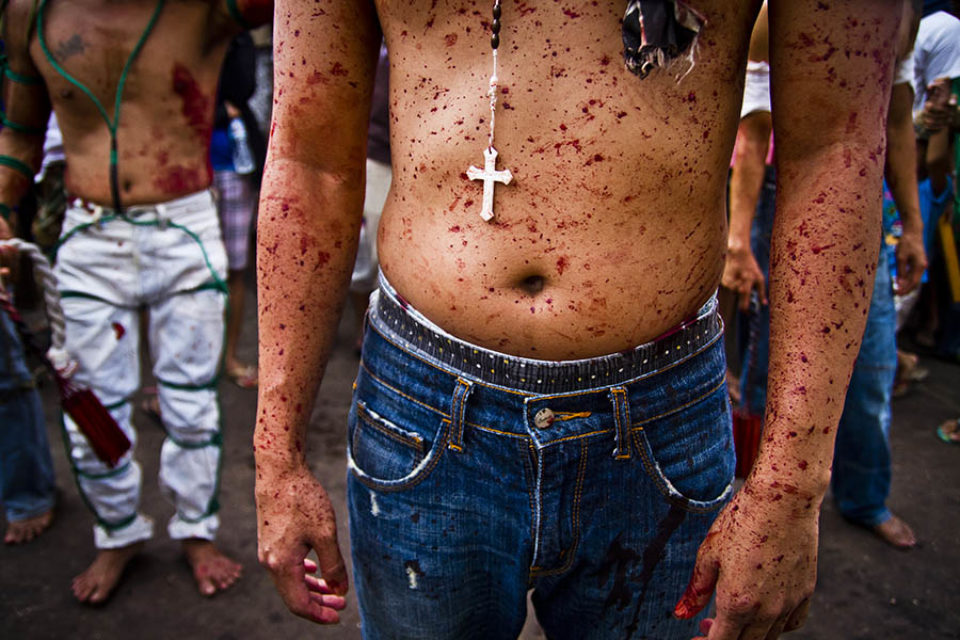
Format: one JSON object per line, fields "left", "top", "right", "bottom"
{"left": 534, "top": 408, "right": 555, "bottom": 429}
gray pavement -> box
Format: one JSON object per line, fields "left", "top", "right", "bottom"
{"left": 2, "top": 275, "right": 959, "bottom": 639}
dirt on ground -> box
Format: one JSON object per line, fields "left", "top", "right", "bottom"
{"left": 2, "top": 278, "right": 959, "bottom": 640}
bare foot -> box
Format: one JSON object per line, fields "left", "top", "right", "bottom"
{"left": 72, "top": 543, "right": 143, "bottom": 604}
{"left": 182, "top": 538, "right": 242, "bottom": 596}
{"left": 4, "top": 510, "right": 54, "bottom": 544}
{"left": 873, "top": 515, "right": 917, "bottom": 550}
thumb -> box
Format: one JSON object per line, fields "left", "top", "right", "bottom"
{"left": 674, "top": 555, "right": 719, "bottom": 619}
{"left": 315, "top": 536, "right": 349, "bottom": 596}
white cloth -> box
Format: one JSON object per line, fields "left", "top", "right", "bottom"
{"left": 740, "top": 60, "right": 771, "bottom": 118}
{"left": 35, "top": 113, "right": 64, "bottom": 183}
{"left": 55, "top": 190, "right": 227, "bottom": 548}
{"left": 894, "top": 53, "right": 914, "bottom": 89}
{"left": 350, "top": 158, "right": 393, "bottom": 292}
{"left": 912, "top": 11, "right": 960, "bottom": 113}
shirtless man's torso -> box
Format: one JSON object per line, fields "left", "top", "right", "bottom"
{"left": 0, "top": 0, "right": 270, "bottom": 605}
{"left": 255, "top": 1, "right": 902, "bottom": 637}
{"left": 2, "top": 0, "right": 269, "bottom": 207}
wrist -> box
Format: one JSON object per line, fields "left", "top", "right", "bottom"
{"left": 748, "top": 459, "right": 831, "bottom": 500}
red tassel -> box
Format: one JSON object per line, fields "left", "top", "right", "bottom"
{"left": 57, "top": 373, "right": 131, "bottom": 468}
{"left": 732, "top": 408, "right": 764, "bottom": 479}
{"left": 0, "top": 259, "right": 130, "bottom": 467}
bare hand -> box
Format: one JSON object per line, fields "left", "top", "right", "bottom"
{"left": 256, "top": 467, "right": 349, "bottom": 624}
{"left": 0, "top": 222, "right": 19, "bottom": 282}
{"left": 674, "top": 480, "right": 819, "bottom": 639}
{"left": 722, "top": 246, "right": 767, "bottom": 312}
{"left": 895, "top": 229, "right": 927, "bottom": 296}
{"left": 920, "top": 78, "right": 955, "bottom": 132}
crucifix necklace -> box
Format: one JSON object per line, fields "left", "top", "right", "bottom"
{"left": 467, "top": 0, "right": 513, "bottom": 222}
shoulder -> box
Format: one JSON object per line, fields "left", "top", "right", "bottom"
{"left": 2, "top": 0, "right": 39, "bottom": 40}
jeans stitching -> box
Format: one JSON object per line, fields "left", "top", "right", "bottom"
{"left": 630, "top": 378, "right": 726, "bottom": 428}
{"left": 348, "top": 418, "right": 452, "bottom": 493}
{"left": 356, "top": 402, "right": 425, "bottom": 452}
{"left": 530, "top": 438, "right": 588, "bottom": 577}
{"left": 612, "top": 388, "right": 631, "bottom": 460}
{"left": 524, "top": 440, "right": 538, "bottom": 580}
{"left": 629, "top": 379, "right": 731, "bottom": 513}
{"left": 360, "top": 360, "right": 451, "bottom": 418}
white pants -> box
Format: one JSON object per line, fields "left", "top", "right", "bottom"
{"left": 54, "top": 190, "right": 228, "bottom": 549}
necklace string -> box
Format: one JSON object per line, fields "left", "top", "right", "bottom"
{"left": 486, "top": 1, "right": 501, "bottom": 150}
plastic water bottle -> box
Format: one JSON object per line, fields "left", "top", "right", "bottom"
{"left": 228, "top": 117, "right": 256, "bottom": 175}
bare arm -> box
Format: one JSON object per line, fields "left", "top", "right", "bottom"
{"left": 724, "top": 110, "right": 772, "bottom": 311}
{"left": 254, "top": 0, "right": 380, "bottom": 625}
{"left": 0, "top": 2, "right": 51, "bottom": 245}
{"left": 886, "top": 81, "right": 927, "bottom": 295}
{"left": 723, "top": 2, "right": 771, "bottom": 311}
{"left": 677, "top": 2, "right": 903, "bottom": 639}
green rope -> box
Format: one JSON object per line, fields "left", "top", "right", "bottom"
{"left": 1, "top": 114, "right": 45, "bottom": 135}
{"left": 37, "top": 0, "right": 166, "bottom": 210}
{"left": 3, "top": 66, "right": 43, "bottom": 85}
{"left": 0, "top": 154, "right": 34, "bottom": 180}
{"left": 225, "top": 0, "right": 251, "bottom": 30}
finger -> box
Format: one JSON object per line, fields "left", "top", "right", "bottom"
{"left": 303, "top": 558, "right": 319, "bottom": 574}
{"left": 703, "top": 614, "right": 743, "bottom": 640}
{"left": 762, "top": 615, "right": 788, "bottom": 640}
{"left": 301, "top": 598, "right": 344, "bottom": 625}
{"left": 756, "top": 276, "right": 767, "bottom": 306}
{"left": 315, "top": 539, "right": 350, "bottom": 596}
{"left": 309, "top": 590, "right": 347, "bottom": 611}
{"left": 304, "top": 573, "right": 337, "bottom": 594}
{"left": 674, "top": 556, "right": 719, "bottom": 619}
{"left": 700, "top": 617, "right": 715, "bottom": 636}
{"left": 783, "top": 599, "right": 811, "bottom": 631}
{"left": 735, "top": 622, "right": 775, "bottom": 640}
{"left": 738, "top": 289, "right": 752, "bottom": 313}
{"left": 265, "top": 554, "right": 322, "bottom": 621}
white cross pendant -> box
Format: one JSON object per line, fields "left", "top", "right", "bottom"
{"left": 466, "top": 146, "right": 513, "bottom": 222}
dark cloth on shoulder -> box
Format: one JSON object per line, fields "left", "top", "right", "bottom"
{"left": 622, "top": 0, "right": 704, "bottom": 79}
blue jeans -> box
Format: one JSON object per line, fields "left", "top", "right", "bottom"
{"left": 346, "top": 276, "right": 735, "bottom": 639}
{"left": 832, "top": 244, "right": 897, "bottom": 527}
{"left": 0, "top": 307, "right": 56, "bottom": 523}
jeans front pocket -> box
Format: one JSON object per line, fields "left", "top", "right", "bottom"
{"left": 347, "top": 372, "right": 451, "bottom": 492}
{"left": 631, "top": 378, "right": 735, "bottom": 512}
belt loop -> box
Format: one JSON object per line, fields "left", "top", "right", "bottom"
{"left": 610, "top": 387, "right": 631, "bottom": 460}
{"left": 156, "top": 203, "right": 169, "bottom": 230}
{"left": 448, "top": 378, "right": 474, "bottom": 452}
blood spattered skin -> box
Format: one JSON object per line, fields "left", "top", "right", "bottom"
{"left": 255, "top": 0, "right": 903, "bottom": 633}
{"left": 17, "top": 1, "right": 240, "bottom": 208}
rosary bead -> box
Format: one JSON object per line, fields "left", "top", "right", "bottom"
{"left": 491, "top": 33, "right": 500, "bottom": 49}
{"left": 492, "top": 19, "right": 501, "bottom": 34}
{"left": 493, "top": 4, "right": 501, "bottom": 20}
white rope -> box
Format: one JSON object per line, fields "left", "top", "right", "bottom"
{"left": 0, "top": 238, "right": 73, "bottom": 373}
{"left": 487, "top": 48, "right": 498, "bottom": 150}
